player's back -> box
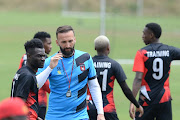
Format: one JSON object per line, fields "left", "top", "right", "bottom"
{"left": 136, "top": 43, "right": 180, "bottom": 105}
{"left": 93, "top": 55, "right": 119, "bottom": 94}
{"left": 93, "top": 55, "right": 126, "bottom": 113}
{"left": 11, "top": 66, "right": 36, "bottom": 97}
{"left": 11, "top": 66, "right": 39, "bottom": 118}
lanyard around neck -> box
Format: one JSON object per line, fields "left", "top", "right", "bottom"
{"left": 61, "top": 55, "right": 74, "bottom": 90}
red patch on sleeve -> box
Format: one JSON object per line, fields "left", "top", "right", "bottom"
{"left": 133, "top": 50, "right": 148, "bottom": 72}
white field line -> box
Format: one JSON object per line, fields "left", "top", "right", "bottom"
{"left": 116, "top": 59, "right": 180, "bottom": 65}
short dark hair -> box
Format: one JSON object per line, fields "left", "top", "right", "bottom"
{"left": 146, "top": 23, "right": 162, "bottom": 39}
{"left": 56, "top": 25, "right": 74, "bottom": 38}
{"left": 24, "top": 38, "right": 44, "bottom": 53}
{"left": 33, "top": 31, "right": 51, "bottom": 42}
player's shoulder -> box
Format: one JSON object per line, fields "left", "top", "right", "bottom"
{"left": 74, "top": 50, "right": 92, "bottom": 66}
{"left": 104, "top": 56, "right": 119, "bottom": 65}
{"left": 18, "top": 66, "right": 30, "bottom": 73}
{"left": 138, "top": 44, "right": 155, "bottom": 54}
{"left": 93, "top": 55, "right": 120, "bottom": 66}
{"left": 105, "top": 57, "right": 123, "bottom": 71}
{"left": 16, "top": 66, "right": 35, "bottom": 80}
{"left": 75, "top": 49, "right": 89, "bottom": 55}
{"left": 140, "top": 44, "right": 152, "bottom": 51}
{"left": 22, "top": 54, "right": 27, "bottom": 60}
{"left": 108, "top": 58, "right": 122, "bottom": 68}
{"left": 140, "top": 43, "right": 170, "bottom": 50}
{"left": 75, "top": 49, "right": 91, "bottom": 59}
{"left": 161, "top": 43, "right": 178, "bottom": 50}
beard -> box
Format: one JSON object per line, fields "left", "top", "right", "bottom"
{"left": 60, "top": 46, "right": 74, "bottom": 57}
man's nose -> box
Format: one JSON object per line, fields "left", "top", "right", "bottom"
{"left": 66, "top": 43, "right": 71, "bottom": 48}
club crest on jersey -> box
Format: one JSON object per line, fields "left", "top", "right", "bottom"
{"left": 80, "top": 63, "right": 85, "bottom": 71}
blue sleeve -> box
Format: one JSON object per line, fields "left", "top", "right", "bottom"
{"left": 88, "top": 55, "right": 96, "bottom": 80}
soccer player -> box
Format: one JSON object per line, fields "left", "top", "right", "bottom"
{"left": 11, "top": 38, "right": 62, "bottom": 120}
{"left": 129, "top": 23, "right": 180, "bottom": 120}
{"left": 18, "top": 31, "right": 52, "bottom": 120}
{"left": 87, "top": 35, "right": 143, "bottom": 120}
{"left": 0, "top": 97, "right": 28, "bottom": 120}
{"left": 37, "top": 25, "right": 105, "bottom": 120}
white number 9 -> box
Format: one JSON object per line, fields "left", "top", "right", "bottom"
{"left": 152, "top": 58, "right": 163, "bottom": 80}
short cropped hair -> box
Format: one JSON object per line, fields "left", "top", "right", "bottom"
{"left": 146, "top": 23, "right": 162, "bottom": 39}
{"left": 56, "top": 25, "right": 74, "bottom": 38}
{"left": 33, "top": 31, "right": 51, "bottom": 42}
{"left": 94, "top": 35, "right": 110, "bottom": 52}
{"left": 24, "top": 38, "right": 44, "bottom": 53}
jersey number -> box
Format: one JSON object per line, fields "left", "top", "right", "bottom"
{"left": 100, "top": 69, "right": 108, "bottom": 91}
{"left": 152, "top": 58, "right": 163, "bottom": 80}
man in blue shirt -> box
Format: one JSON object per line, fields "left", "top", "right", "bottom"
{"left": 37, "top": 25, "right": 105, "bottom": 120}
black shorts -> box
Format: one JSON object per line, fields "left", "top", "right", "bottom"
{"left": 104, "top": 112, "right": 119, "bottom": 120}
{"left": 87, "top": 101, "right": 119, "bottom": 120}
{"left": 135, "top": 101, "right": 172, "bottom": 120}
{"left": 38, "top": 106, "right": 47, "bottom": 120}
{"left": 88, "top": 111, "right": 119, "bottom": 120}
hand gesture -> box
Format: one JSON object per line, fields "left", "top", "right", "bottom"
{"left": 97, "top": 114, "right": 106, "bottom": 120}
{"left": 129, "top": 103, "right": 135, "bottom": 119}
{"left": 136, "top": 105, "right": 143, "bottom": 118}
{"left": 49, "top": 53, "right": 62, "bottom": 69}
{"left": 129, "top": 103, "right": 144, "bottom": 119}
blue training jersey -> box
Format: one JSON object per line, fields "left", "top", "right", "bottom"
{"left": 37, "top": 50, "right": 96, "bottom": 120}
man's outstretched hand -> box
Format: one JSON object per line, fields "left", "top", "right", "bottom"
{"left": 49, "top": 53, "right": 62, "bottom": 69}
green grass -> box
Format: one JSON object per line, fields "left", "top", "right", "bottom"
{"left": 0, "top": 11, "right": 180, "bottom": 119}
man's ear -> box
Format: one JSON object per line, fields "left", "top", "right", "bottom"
{"left": 56, "top": 40, "right": 59, "bottom": 46}
{"left": 26, "top": 52, "right": 31, "bottom": 59}
{"left": 150, "top": 32, "right": 155, "bottom": 39}
{"left": 106, "top": 45, "right": 110, "bottom": 54}
{"left": 74, "top": 37, "right": 76, "bottom": 43}
{"left": 107, "top": 45, "right": 110, "bottom": 51}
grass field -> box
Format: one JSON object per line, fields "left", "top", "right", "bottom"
{"left": 0, "top": 11, "right": 180, "bottom": 119}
